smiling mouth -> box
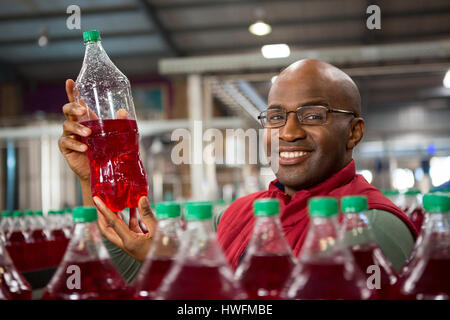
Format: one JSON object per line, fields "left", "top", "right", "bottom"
{"left": 278, "top": 150, "right": 311, "bottom": 165}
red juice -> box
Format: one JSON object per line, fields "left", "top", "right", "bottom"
{"left": 80, "top": 119, "right": 148, "bottom": 212}
{"left": 288, "top": 262, "right": 370, "bottom": 300}
{"left": 0, "top": 262, "right": 32, "bottom": 300}
{"left": 49, "top": 229, "right": 69, "bottom": 266}
{"left": 160, "top": 264, "right": 244, "bottom": 300}
{"left": 238, "top": 254, "right": 295, "bottom": 300}
{"left": 134, "top": 258, "right": 174, "bottom": 299}
{"left": 397, "top": 258, "right": 450, "bottom": 300}
{"left": 30, "top": 229, "right": 50, "bottom": 270}
{"left": 5, "top": 231, "right": 27, "bottom": 271}
{"left": 351, "top": 243, "right": 398, "bottom": 299}
{"left": 42, "top": 259, "right": 131, "bottom": 300}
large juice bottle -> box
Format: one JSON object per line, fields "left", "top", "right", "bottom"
{"left": 235, "top": 198, "right": 295, "bottom": 300}
{"left": 282, "top": 197, "right": 372, "bottom": 300}
{"left": 5, "top": 211, "right": 27, "bottom": 272}
{"left": 75, "top": 30, "right": 148, "bottom": 214}
{"left": 396, "top": 193, "right": 450, "bottom": 300}
{"left": 155, "top": 202, "right": 246, "bottom": 300}
{"left": 42, "top": 206, "right": 131, "bottom": 300}
{"left": 404, "top": 190, "right": 425, "bottom": 232}
{"left": 133, "top": 202, "right": 183, "bottom": 299}
{"left": 340, "top": 196, "right": 398, "bottom": 299}
{"left": 0, "top": 236, "right": 32, "bottom": 300}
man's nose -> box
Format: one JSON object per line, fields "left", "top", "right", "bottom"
{"left": 280, "top": 112, "right": 307, "bottom": 141}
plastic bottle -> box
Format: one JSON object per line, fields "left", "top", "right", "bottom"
{"left": 340, "top": 195, "right": 398, "bottom": 299}
{"left": 75, "top": 30, "right": 148, "bottom": 214}
{"left": 5, "top": 211, "right": 27, "bottom": 272}
{"left": 396, "top": 193, "right": 450, "bottom": 300}
{"left": 0, "top": 236, "right": 32, "bottom": 300}
{"left": 234, "top": 198, "right": 296, "bottom": 300}
{"left": 133, "top": 202, "right": 183, "bottom": 299}
{"left": 403, "top": 190, "right": 425, "bottom": 232}
{"left": 282, "top": 197, "right": 371, "bottom": 300}
{"left": 156, "top": 202, "right": 246, "bottom": 300}
{"left": 48, "top": 210, "right": 70, "bottom": 266}
{"left": 42, "top": 206, "right": 131, "bottom": 300}
{"left": 28, "top": 210, "right": 51, "bottom": 270}
{"left": 0, "top": 210, "right": 13, "bottom": 243}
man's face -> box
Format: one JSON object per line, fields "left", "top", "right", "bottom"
{"left": 266, "top": 75, "right": 353, "bottom": 190}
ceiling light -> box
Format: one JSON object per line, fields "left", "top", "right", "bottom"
{"left": 249, "top": 21, "right": 272, "bottom": 36}
{"left": 38, "top": 35, "right": 48, "bottom": 47}
{"left": 261, "top": 44, "right": 290, "bottom": 59}
{"left": 444, "top": 69, "right": 450, "bottom": 88}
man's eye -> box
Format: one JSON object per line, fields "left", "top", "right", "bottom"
{"left": 304, "top": 113, "right": 323, "bottom": 120}
{"left": 268, "top": 114, "right": 284, "bottom": 121}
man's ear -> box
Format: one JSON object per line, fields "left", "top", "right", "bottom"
{"left": 347, "top": 117, "right": 365, "bottom": 150}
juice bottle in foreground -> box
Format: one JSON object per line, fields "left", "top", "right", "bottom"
{"left": 133, "top": 202, "right": 182, "bottom": 299}
{"left": 340, "top": 196, "right": 398, "bottom": 299}
{"left": 155, "top": 202, "right": 246, "bottom": 300}
{"left": 75, "top": 30, "right": 148, "bottom": 213}
{"left": 397, "top": 193, "right": 450, "bottom": 300}
{"left": 0, "top": 236, "right": 32, "bottom": 300}
{"left": 404, "top": 190, "right": 425, "bottom": 232}
{"left": 5, "top": 211, "right": 27, "bottom": 272}
{"left": 282, "top": 197, "right": 371, "bottom": 300}
{"left": 235, "top": 198, "right": 295, "bottom": 300}
{"left": 42, "top": 207, "right": 131, "bottom": 300}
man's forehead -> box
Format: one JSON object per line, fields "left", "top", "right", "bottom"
{"left": 268, "top": 78, "right": 333, "bottom": 106}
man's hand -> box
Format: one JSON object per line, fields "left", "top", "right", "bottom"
{"left": 94, "top": 196, "right": 157, "bottom": 262}
{"left": 58, "top": 79, "right": 92, "bottom": 182}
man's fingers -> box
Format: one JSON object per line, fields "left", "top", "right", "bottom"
{"left": 58, "top": 136, "right": 87, "bottom": 153}
{"left": 62, "top": 102, "right": 86, "bottom": 121}
{"left": 138, "top": 197, "right": 157, "bottom": 236}
{"left": 129, "top": 208, "right": 143, "bottom": 234}
{"left": 116, "top": 108, "right": 128, "bottom": 119}
{"left": 66, "top": 79, "right": 76, "bottom": 103}
{"left": 93, "top": 196, "right": 133, "bottom": 243}
{"left": 62, "top": 120, "right": 91, "bottom": 137}
{"left": 97, "top": 212, "right": 125, "bottom": 249}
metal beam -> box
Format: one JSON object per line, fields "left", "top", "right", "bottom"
{"left": 159, "top": 39, "right": 450, "bottom": 75}
{"left": 137, "top": 0, "right": 183, "bottom": 56}
{"left": 154, "top": 0, "right": 315, "bottom": 11}
{"left": 0, "top": 4, "right": 138, "bottom": 21}
{"left": 169, "top": 6, "right": 450, "bottom": 34}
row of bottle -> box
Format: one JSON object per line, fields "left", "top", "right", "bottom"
{"left": 0, "top": 209, "right": 73, "bottom": 272}
{"left": 2, "top": 193, "right": 448, "bottom": 300}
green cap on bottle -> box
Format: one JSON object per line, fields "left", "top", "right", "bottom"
{"left": 308, "top": 197, "right": 338, "bottom": 218}
{"left": 73, "top": 206, "right": 98, "bottom": 223}
{"left": 1, "top": 210, "right": 12, "bottom": 217}
{"left": 24, "top": 210, "right": 34, "bottom": 216}
{"left": 405, "top": 189, "right": 421, "bottom": 196}
{"left": 254, "top": 198, "right": 279, "bottom": 217}
{"left": 381, "top": 190, "right": 400, "bottom": 196}
{"left": 341, "top": 196, "right": 368, "bottom": 213}
{"left": 13, "top": 210, "right": 23, "bottom": 217}
{"left": 83, "top": 30, "right": 101, "bottom": 43}
{"left": 156, "top": 202, "right": 181, "bottom": 219}
{"left": 423, "top": 194, "right": 450, "bottom": 213}
{"left": 35, "top": 211, "right": 43, "bottom": 216}
{"left": 184, "top": 202, "right": 212, "bottom": 221}
{"left": 55, "top": 210, "right": 64, "bottom": 215}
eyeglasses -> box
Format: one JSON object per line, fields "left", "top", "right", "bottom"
{"left": 258, "top": 105, "right": 357, "bottom": 128}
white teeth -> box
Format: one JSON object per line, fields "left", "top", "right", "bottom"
{"left": 280, "top": 151, "right": 308, "bottom": 159}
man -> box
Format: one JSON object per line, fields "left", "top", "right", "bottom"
{"left": 59, "top": 59, "right": 416, "bottom": 282}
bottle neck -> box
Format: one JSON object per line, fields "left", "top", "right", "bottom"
{"left": 420, "top": 212, "right": 450, "bottom": 257}
{"left": 340, "top": 212, "right": 376, "bottom": 246}
{"left": 249, "top": 215, "right": 293, "bottom": 255}
{"left": 147, "top": 218, "right": 182, "bottom": 259}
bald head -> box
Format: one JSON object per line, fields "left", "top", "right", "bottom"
{"left": 270, "top": 59, "right": 361, "bottom": 116}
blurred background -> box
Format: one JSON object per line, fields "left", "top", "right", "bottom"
{"left": 0, "top": 0, "right": 449, "bottom": 213}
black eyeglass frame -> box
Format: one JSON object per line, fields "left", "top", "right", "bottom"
{"left": 257, "top": 105, "right": 358, "bottom": 128}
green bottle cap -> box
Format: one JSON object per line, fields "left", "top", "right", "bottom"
{"left": 64, "top": 208, "right": 72, "bottom": 214}
{"left": 24, "top": 210, "right": 34, "bottom": 216}
{"left": 1, "top": 210, "right": 12, "bottom": 217}
{"left": 381, "top": 190, "right": 400, "bottom": 196}
{"left": 253, "top": 198, "right": 280, "bottom": 217}
{"left": 34, "top": 211, "right": 43, "bottom": 216}
{"left": 83, "top": 30, "right": 101, "bottom": 44}
{"left": 341, "top": 196, "right": 368, "bottom": 213}
{"left": 73, "top": 206, "right": 98, "bottom": 223}
{"left": 423, "top": 194, "right": 450, "bottom": 213}
{"left": 404, "top": 189, "right": 421, "bottom": 196}
{"left": 156, "top": 202, "right": 181, "bottom": 219}
{"left": 308, "top": 197, "right": 338, "bottom": 218}
{"left": 13, "top": 210, "right": 23, "bottom": 217}
{"left": 55, "top": 210, "right": 64, "bottom": 215}
{"left": 185, "top": 202, "right": 213, "bottom": 220}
